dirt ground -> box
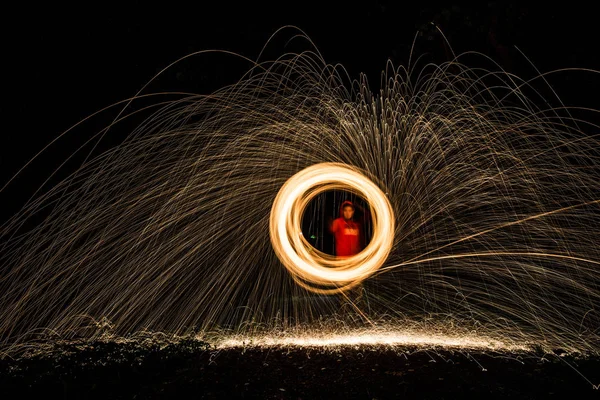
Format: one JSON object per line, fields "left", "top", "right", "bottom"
{"left": 1, "top": 339, "right": 599, "bottom": 399}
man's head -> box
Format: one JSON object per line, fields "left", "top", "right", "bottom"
{"left": 342, "top": 204, "right": 355, "bottom": 220}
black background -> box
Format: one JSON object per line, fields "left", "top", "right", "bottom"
{"left": 2, "top": 1, "right": 599, "bottom": 224}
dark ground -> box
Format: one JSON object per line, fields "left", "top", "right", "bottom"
{"left": 1, "top": 339, "right": 599, "bottom": 399}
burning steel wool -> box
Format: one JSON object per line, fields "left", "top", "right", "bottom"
{"left": 1, "top": 30, "right": 600, "bottom": 359}
{"left": 269, "top": 162, "right": 394, "bottom": 294}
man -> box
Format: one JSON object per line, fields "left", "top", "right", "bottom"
{"left": 327, "top": 200, "right": 369, "bottom": 313}
{"left": 328, "top": 200, "right": 367, "bottom": 257}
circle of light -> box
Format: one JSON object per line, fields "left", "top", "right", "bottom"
{"left": 270, "top": 162, "right": 395, "bottom": 294}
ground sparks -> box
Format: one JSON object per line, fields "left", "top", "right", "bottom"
{"left": 215, "top": 330, "right": 530, "bottom": 352}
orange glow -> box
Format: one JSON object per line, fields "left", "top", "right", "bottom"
{"left": 215, "top": 330, "right": 530, "bottom": 352}
{"left": 269, "top": 163, "right": 395, "bottom": 294}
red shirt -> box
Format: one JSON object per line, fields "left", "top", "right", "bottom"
{"left": 331, "top": 217, "right": 362, "bottom": 257}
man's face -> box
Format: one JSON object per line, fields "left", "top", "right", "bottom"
{"left": 343, "top": 205, "right": 354, "bottom": 220}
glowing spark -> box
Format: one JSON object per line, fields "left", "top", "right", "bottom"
{"left": 269, "top": 162, "right": 394, "bottom": 294}
{"left": 1, "top": 28, "right": 600, "bottom": 358}
{"left": 215, "top": 330, "right": 530, "bottom": 352}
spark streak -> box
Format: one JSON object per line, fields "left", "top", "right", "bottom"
{"left": 215, "top": 331, "right": 530, "bottom": 352}
{"left": 269, "top": 162, "right": 394, "bottom": 294}
{"left": 1, "top": 29, "right": 600, "bottom": 358}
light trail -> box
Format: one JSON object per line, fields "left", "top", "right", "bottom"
{"left": 269, "top": 162, "right": 394, "bottom": 294}
{"left": 1, "top": 28, "right": 600, "bottom": 358}
{"left": 215, "top": 331, "right": 531, "bottom": 352}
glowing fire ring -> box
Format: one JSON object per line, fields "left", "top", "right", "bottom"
{"left": 270, "top": 163, "right": 394, "bottom": 294}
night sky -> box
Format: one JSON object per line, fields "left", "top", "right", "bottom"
{"left": 2, "top": 2, "right": 599, "bottom": 224}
